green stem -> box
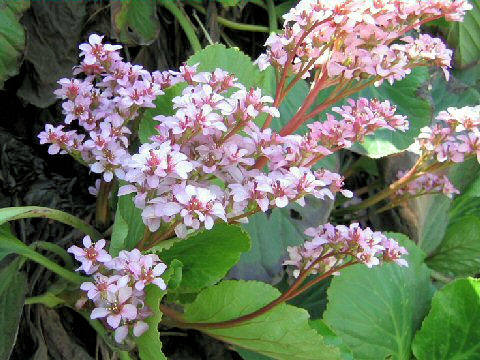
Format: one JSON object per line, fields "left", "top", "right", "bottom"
{"left": 31, "top": 241, "right": 75, "bottom": 270}
{"left": 2, "top": 237, "right": 87, "bottom": 284}
{"left": 247, "top": 0, "right": 267, "bottom": 9}
{"left": 188, "top": 3, "right": 270, "bottom": 33}
{"left": 159, "top": 0, "right": 202, "bottom": 52}
{"left": 266, "top": 0, "right": 277, "bottom": 33}
{"left": 117, "top": 351, "right": 133, "bottom": 360}
{"left": 0, "top": 206, "right": 102, "bottom": 240}
{"left": 334, "top": 155, "right": 427, "bottom": 215}
{"left": 25, "top": 293, "right": 65, "bottom": 307}
{"left": 96, "top": 180, "right": 113, "bottom": 231}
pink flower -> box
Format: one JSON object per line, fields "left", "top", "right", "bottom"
{"left": 67, "top": 236, "right": 111, "bottom": 274}
{"left": 80, "top": 273, "right": 125, "bottom": 301}
{"left": 90, "top": 286, "right": 137, "bottom": 329}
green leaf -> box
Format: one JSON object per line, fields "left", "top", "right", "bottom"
{"left": 0, "top": 223, "right": 14, "bottom": 262}
{"left": 275, "top": 0, "right": 297, "bottom": 18}
{"left": 0, "top": 206, "right": 102, "bottom": 240}
{"left": 230, "top": 209, "right": 304, "bottom": 281}
{"left": 231, "top": 195, "right": 335, "bottom": 282}
{"left": 158, "top": 223, "right": 250, "bottom": 292}
{"left": 0, "top": 258, "right": 27, "bottom": 360}
{"left": 110, "top": 190, "right": 146, "bottom": 256}
{"left": 187, "top": 44, "right": 264, "bottom": 90}
{"left": 111, "top": 0, "right": 159, "bottom": 45}
{"left": 138, "top": 83, "right": 186, "bottom": 144}
{"left": 184, "top": 280, "right": 341, "bottom": 360}
{"left": 412, "top": 278, "right": 480, "bottom": 360}
{"left": 136, "top": 286, "right": 167, "bottom": 360}
{"left": 323, "top": 234, "right": 434, "bottom": 360}
{"left": 309, "top": 320, "right": 354, "bottom": 360}
{"left": 351, "top": 67, "right": 431, "bottom": 158}
{"left": 415, "top": 158, "right": 480, "bottom": 255}
{"left": 430, "top": 68, "right": 480, "bottom": 114}
{"left": 286, "top": 276, "right": 331, "bottom": 319}
{"left": 236, "top": 348, "right": 273, "bottom": 360}
{"left": 415, "top": 195, "right": 452, "bottom": 255}
{"left": 137, "top": 285, "right": 167, "bottom": 359}
{"left": 0, "top": 228, "right": 86, "bottom": 285}
{"left": 0, "top": 0, "right": 29, "bottom": 88}
{"left": 445, "top": 0, "right": 480, "bottom": 69}
{"left": 426, "top": 216, "right": 480, "bottom": 278}
{"left": 137, "top": 262, "right": 180, "bottom": 360}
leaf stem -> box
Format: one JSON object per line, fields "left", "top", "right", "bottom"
{"left": 1, "top": 236, "right": 87, "bottom": 284}
{"left": 161, "top": 253, "right": 354, "bottom": 330}
{"left": 96, "top": 180, "right": 113, "bottom": 231}
{"left": 159, "top": 0, "right": 202, "bottom": 52}
{"left": 334, "top": 155, "right": 427, "bottom": 215}
{"left": 188, "top": 2, "right": 270, "bottom": 33}
{"left": 31, "top": 241, "right": 75, "bottom": 270}
{"left": 266, "top": 0, "right": 277, "bottom": 33}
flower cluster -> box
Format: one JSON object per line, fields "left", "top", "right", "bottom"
{"left": 395, "top": 171, "right": 459, "bottom": 199}
{"left": 307, "top": 98, "right": 408, "bottom": 149}
{"left": 256, "top": 0, "right": 469, "bottom": 86}
{"left": 417, "top": 105, "right": 480, "bottom": 163}
{"left": 39, "top": 34, "right": 166, "bottom": 182}
{"left": 68, "top": 236, "right": 167, "bottom": 343}
{"left": 284, "top": 223, "right": 408, "bottom": 277}
{"left": 42, "top": 35, "right": 407, "bottom": 239}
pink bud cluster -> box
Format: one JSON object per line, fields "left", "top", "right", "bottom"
{"left": 417, "top": 105, "right": 480, "bottom": 163}
{"left": 38, "top": 34, "right": 427, "bottom": 239}
{"left": 395, "top": 171, "right": 459, "bottom": 199}
{"left": 68, "top": 236, "right": 167, "bottom": 343}
{"left": 284, "top": 223, "right": 408, "bottom": 277}
{"left": 256, "top": 0, "right": 469, "bottom": 85}
{"left": 39, "top": 34, "right": 168, "bottom": 182}
{"left": 307, "top": 98, "right": 408, "bottom": 149}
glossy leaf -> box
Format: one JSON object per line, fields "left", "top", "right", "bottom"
{"left": 184, "top": 280, "right": 341, "bottom": 360}
{"left": 412, "top": 278, "right": 480, "bottom": 360}
{"left": 309, "top": 320, "right": 354, "bottom": 360}
{"left": 158, "top": 224, "right": 250, "bottom": 292}
{"left": 426, "top": 216, "right": 480, "bottom": 277}
{"left": 324, "top": 234, "right": 434, "bottom": 360}
{"left": 111, "top": 0, "right": 159, "bottom": 45}
{"left": 0, "top": 0, "right": 29, "bottom": 88}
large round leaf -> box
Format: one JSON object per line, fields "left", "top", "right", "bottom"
{"left": 412, "top": 278, "right": 480, "bottom": 360}
{"left": 323, "top": 234, "right": 434, "bottom": 360}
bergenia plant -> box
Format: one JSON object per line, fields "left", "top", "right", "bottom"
{"left": 2, "top": 0, "right": 479, "bottom": 359}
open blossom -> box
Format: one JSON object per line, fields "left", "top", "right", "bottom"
{"left": 70, "top": 243, "right": 168, "bottom": 344}
{"left": 284, "top": 223, "right": 408, "bottom": 277}
{"left": 67, "top": 236, "right": 111, "bottom": 274}
{"left": 417, "top": 105, "right": 480, "bottom": 163}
